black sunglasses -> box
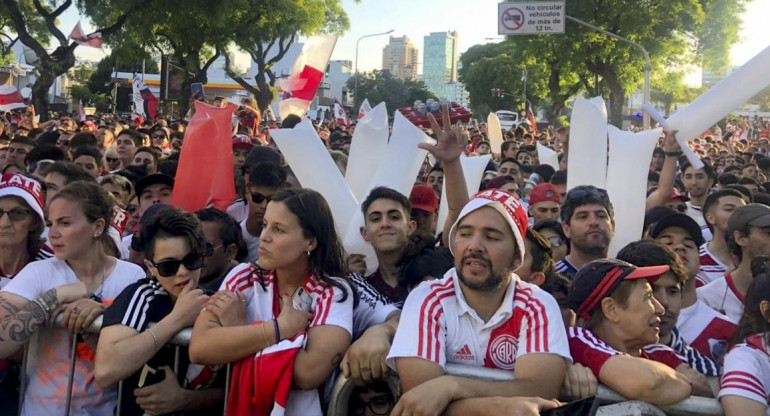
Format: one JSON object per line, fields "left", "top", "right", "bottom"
{"left": 106, "top": 157, "right": 118, "bottom": 163}
{"left": 0, "top": 208, "right": 32, "bottom": 222}
{"left": 251, "top": 192, "right": 272, "bottom": 204}
{"left": 150, "top": 252, "right": 204, "bottom": 277}
{"left": 203, "top": 241, "right": 224, "bottom": 257}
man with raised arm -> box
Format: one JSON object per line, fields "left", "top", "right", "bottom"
{"left": 386, "top": 106, "right": 570, "bottom": 416}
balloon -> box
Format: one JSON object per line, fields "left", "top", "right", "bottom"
{"left": 567, "top": 96, "right": 608, "bottom": 191}
{"left": 487, "top": 112, "right": 503, "bottom": 154}
{"left": 606, "top": 126, "right": 663, "bottom": 257}
{"left": 537, "top": 143, "right": 559, "bottom": 171}
{"left": 345, "top": 102, "right": 389, "bottom": 201}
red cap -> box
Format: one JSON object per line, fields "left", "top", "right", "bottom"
{"left": 410, "top": 185, "right": 439, "bottom": 214}
{"left": 232, "top": 134, "right": 255, "bottom": 149}
{"left": 670, "top": 188, "right": 690, "bottom": 202}
{"left": 529, "top": 183, "right": 562, "bottom": 205}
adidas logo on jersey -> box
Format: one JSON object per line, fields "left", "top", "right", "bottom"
{"left": 453, "top": 344, "right": 474, "bottom": 361}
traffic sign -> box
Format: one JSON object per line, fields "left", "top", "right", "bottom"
{"left": 498, "top": 1, "right": 565, "bottom": 35}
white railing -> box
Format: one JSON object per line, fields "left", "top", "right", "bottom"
{"left": 14, "top": 316, "right": 750, "bottom": 416}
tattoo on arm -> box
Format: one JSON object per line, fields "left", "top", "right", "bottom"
{"left": 0, "top": 289, "right": 60, "bottom": 343}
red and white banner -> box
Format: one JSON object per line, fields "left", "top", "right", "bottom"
{"left": 68, "top": 21, "right": 103, "bottom": 49}
{"left": 132, "top": 74, "right": 158, "bottom": 122}
{"left": 278, "top": 34, "right": 337, "bottom": 119}
{"left": 526, "top": 106, "right": 538, "bottom": 133}
{"left": 334, "top": 98, "right": 351, "bottom": 127}
{"left": 0, "top": 85, "right": 26, "bottom": 112}
{"left": 358, "top": 98, "right": 372, "bottom": 120}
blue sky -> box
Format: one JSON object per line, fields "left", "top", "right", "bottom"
{"left": 63, "top": 0, "right": 768, "bottom": 78}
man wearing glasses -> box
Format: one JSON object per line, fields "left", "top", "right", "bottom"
{"left": 555, "top": 185, "right": 615, "bottom": 278}
{"left": 195, "top": 208, "right": 246, "bottom": 292}
{"left": 241, "top": 162, "right": 286, "bottom": 262}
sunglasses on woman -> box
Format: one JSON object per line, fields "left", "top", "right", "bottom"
{"left": 547, "top": 235, "right": 564, "bottom": 248}
{"left": 150, "top": 252, "right": 204, "bottom": 277}
{"left": 0, "top": 208, "right": 31, "bottom": 222}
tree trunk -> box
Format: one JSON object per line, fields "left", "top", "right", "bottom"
{"left": 32, "top": 74, "right": 55, "bottom": 120}
{"left": 254, "top": 76, "right": 274, "bottom": 113}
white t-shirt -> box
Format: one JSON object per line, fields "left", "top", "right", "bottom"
{"left": 240, "top": 220, "right": 260, "bottom": 263}
{"left": 686, "top": 202, "right": 712, "bottom": 242}
{"left": 220, "top": 263, "right": 353, "bottom": 416}
{"left": 719, "top": 334, "right": 770, "bottom": 408}
{"left": 387, "top": 269, "right": 571, "bottom": 371}
{"left": 697, "top": 272, "right": 745, "bottom": 323}
{"left": 676, "top": 299, "right": 737, "bottom": 363}
{"left": 227, "top": 198, "right": 249, "bottom": 224}
{"left": 1, "top": 258, "right": 145, "bottom": 416}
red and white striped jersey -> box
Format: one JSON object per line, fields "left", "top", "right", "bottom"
{"left": 386, "top": 269, "right": 571, "bottom": 371}
{"left": 719, "top": 334, "right": 770, "bottom": 407}
{"left": 568, "top": 327, "right": 686, "bottom": 378}
{"left": 698, "top": 243, "right": 729, "bottom": 287}
{"left": 696, "top": 273, "right": 745, "bottom": 323}
{"left": 676, "top": 299, "right": 737, "bottom": 362}
{"left": 221, "top": 263, "right": 353, "bottom": 416}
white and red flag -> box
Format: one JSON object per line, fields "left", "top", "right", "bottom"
{"left": 132, "top": 74, "right": 158, "bottom": 122}
{"left": 278, "top": 34, "right": 337, "bottom": 119}
{"left": 68, "top": 21, "right": 103, "bottom": 49}
{"left": 0, "top": 85, "right": 26, "bottom": 112}
{"left": 334, "top": 98, "right": 351, "bottom": 127}
{"left": 358, "top": 98, "right": 372, "bottom": 120}
{"left": 526, "top": 106, "right": 538, "bottom": 133}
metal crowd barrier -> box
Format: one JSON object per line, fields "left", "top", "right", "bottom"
{"left": 14, "top": 315, "right": 758, "bottom": 416}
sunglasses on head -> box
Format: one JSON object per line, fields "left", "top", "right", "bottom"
{"left": 547, "top": 235, "right": 564, "bottom": 248}
{"left": 26, "top": 160, "right": 54, "bottom": 174}
{"left": 565, "top": 186, "right": 609, "bottom": 201}
{"left": 251, "top": 192, "right": 272, "bottom": 204}
{"left": 0, "top": 208, "right": 32, "bottom": 222}
{"left": 150, "top": 252, "right": 204, "bottom": 277}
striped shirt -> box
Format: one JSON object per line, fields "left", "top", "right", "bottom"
{"left": 719, "top": 334, "right": 770, "bottom": 406}
{"left": 555, "top": 258, "right": 578, "bottom": 278}
{"left": 661, "top": 326, "right": 720, "bottom": 377}
{"left": 568, "top": 327, "right": 686, "bottom": 378}
{"left": 349, "top": 273, "right": 399, "bottom": 340}
{"left": 698, "top": 243, "right": 729, "bottom": 287}
{"left": 387, "top": 269, "right": 571, "bottom": 371}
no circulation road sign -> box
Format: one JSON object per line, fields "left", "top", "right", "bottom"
{"left": 498, "top": 1, "right": 566, "bottom": 35}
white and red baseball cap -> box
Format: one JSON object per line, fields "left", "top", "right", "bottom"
{"left": 448, "top": 189, "right": 528, "bottom": 263}
{"left": 0, "top": 173, "right": 45, "bottom": 223}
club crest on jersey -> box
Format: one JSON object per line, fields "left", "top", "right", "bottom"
{"left": 489, "top": 334, "right": 518, "bottom": 370}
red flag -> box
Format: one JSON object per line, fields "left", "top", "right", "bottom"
{"left": 278, "top": 35, "right": 337, "bottom": 119}
{"left": 171, "top": 101, "right": 237, "bottom": 212}
{"left": 358, "top": 98, "right": 372, "bottom": 120}
{"left": 132, "top": 74, "right": 158, "bottom": 122}
{"left": 68, "top": 21, "right": 103, "bottom": 48}
{"left": 0, "top": 85, "right": 26, "bottom": 112}
{"left": 526, "top": 107, "right": 538, "bottom": 133}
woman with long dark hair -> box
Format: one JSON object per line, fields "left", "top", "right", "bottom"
{"left": 0, "top": 181, "right": 145, "bottom": 415}
{"left": 719, "top": 255, "right": 770, "bottom": 415}
{"left": 190, "top": 188, "right": 354, "bottom": 416}
{"left": 95, "top": 207, "right": 223, "bottom": 415}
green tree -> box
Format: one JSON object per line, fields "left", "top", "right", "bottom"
{"left": 466, "top": 0, "right": 746, "bottom": 127}
{"left": 0, "top": 0, "right": 156, "bottom": 119}
{"left": 651, "top": 70, "right": 703, "bottom": 116}
{"left": 69, "top": 84, "right": 92, "bottom": 103}
{"left": 347, "top": 70, "right": 438, "bottom": 113}
{"left": 0, "top": 0, "right": 48, "bottom": 66}
{"left": 223, "top": 0, "right": 349, "bottom": 112}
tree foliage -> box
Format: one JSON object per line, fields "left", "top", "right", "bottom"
{"left": 1, "top": 0, "right": 155, "bottom": 119}
{"left": 347, "top": 70, "right": 438, "bottom": 113}
{"left": 461, "top": 0, "right": 747, "bottom": 126}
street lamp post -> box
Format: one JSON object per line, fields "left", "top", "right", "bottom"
{"left": 566, "top": 15, "right": 651, "bottom": 130}
{"left": 354, "top": 29, "right": 394, "bottom": 108}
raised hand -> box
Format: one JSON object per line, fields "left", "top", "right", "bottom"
{"left": 418, "top": 104, "right": 465, "bottom": 164}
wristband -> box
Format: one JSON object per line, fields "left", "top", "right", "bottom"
{"left": 273, "top": 318, "right": 281, "bottom": 342}
{"left": 665, "top": 151, "right": 682, "bottom": 157}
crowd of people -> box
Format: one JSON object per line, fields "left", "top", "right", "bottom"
{"left": 1, "top": 99, "right": 770, "bottom": 416}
